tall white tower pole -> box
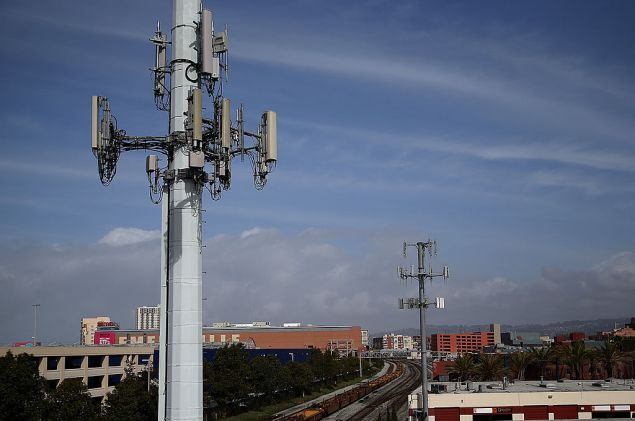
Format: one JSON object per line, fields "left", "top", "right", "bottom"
{"left": 91, "top": 2, "right": 278, "bottom": 418}
{"left": 165, "top": 0, "right": 203, "bottom": 419}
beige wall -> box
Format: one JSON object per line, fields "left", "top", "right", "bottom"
{"left": 80, "top": 316, "right": 111, "bottom": 345}
{"left": 0, "top": 345, "right": 155, "bottom": 400}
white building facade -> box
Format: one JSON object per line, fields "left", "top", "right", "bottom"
{"left": 135, "top": 305, "right": 160, "bottom": 330}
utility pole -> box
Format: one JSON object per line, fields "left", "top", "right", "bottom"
{"left": 32, "top": 304, "right": 40, "bottom": 346}
{"left": 398, "top": 240, "right": 449, "bottom": 420}
{"left": 90, "top": 1, "right": 277, "bottom": 419}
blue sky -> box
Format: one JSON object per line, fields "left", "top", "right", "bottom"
{"left": 1, "top": 0, "right": 634, "bottom": 343}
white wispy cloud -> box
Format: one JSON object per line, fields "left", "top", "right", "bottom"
{"left": 285, "top": 119, "right": 635, "bottom": 173}
{"left": 232, "top": 37, "right": 635, "bottom": 143}
{"left": 98, "top": 227, "right": 161, "bottom": 246}
{"left": 530, "top": 170, "right": 635, "bottom": 195}
{"left": 0, "top": 158, "right": 95, "bottom": 179}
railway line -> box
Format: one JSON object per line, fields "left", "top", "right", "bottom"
{"left": 275, "top": 360, "right": 421, "bottom": 421}
{"left": 327, "top": 360, "right": 421, "bottom": 420}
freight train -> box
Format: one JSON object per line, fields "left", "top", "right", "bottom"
{"left": 276, "top": 362, "right": 404, "bottom": 421}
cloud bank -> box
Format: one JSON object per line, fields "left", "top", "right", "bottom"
{"left": 1, "top": 227, "right": 633, "bottom": 344}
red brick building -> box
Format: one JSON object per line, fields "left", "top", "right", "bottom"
{"left": 94, "top": 324, "right": 363, "bottom": 354}
{"left": 431, "top": 331, "right": 496, "bottom": 353}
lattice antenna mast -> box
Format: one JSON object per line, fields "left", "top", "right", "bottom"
{"left": 90, "top": 1, "right": 278, "bottom": 420}
{"left": 398, "top": 240, "right": 449, "bottom": 421}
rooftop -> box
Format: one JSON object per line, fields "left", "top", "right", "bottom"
{"left": 427, "top": 379, "right": 635, "bottom": 394}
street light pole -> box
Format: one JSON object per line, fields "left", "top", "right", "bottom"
{"left": 32, "top": 304, "right": 40, "bottom": 346}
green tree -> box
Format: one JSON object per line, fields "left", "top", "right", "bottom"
{"left": 206, "top": 344, "right": 250, "bottom": 415}
{"left": 249, "top": 355, "right": 283, "bottom": 404}
{"left": 449, "top": 354, "right": 475, "bottom": 381}
{"left": 597, "top": 341, "right": 628, "bottom": 378}
{"left": 0, "top": 351, "right": 45, "bottom": 421}
{"left": 286, "top": 361, "right": 313, "bottom": 396}
{"left": 509, "top": 351, "right": 535, "bottom": 381}
{"left": 474, "top": 353, "right": 505, "bottom": 381}
{"left": 529, "top": 347, "right": 554, "bottom": 379}
{"left": 102, "top": 372, "right": 158, "bottom": 421}
{"left": 555, "top": 341, "right": 592, "bottom": 380}
{"left": 44, "top": 378, "right": 99, "bottom": 421}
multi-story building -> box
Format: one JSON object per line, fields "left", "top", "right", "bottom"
{"left": 135, "top": 305, "right": 160, "bottom": 330}
{"left": 361, "top": 329, "right": 369, "bottom": 348}
{"left": 94, "top": 323, "right": 364, "bottom": 353}
{"left": 431, "top": 331, "right": 495, "bottom": 353}
{"left": 372, "top": 337, "right": 383, "bottom": 349}
{"left": 80, "top": 316, "right": 111, "bottom": 345}
{"left": 0, "top": 345, "right": 154, "bottom": 400}
{"left": 382, "top": 333, "right": 414, "bottom": 350}
{"left": 489, "top": 323, "right": 502, "bottom": 345}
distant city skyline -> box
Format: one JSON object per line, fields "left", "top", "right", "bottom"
{"left": 1, "top": 0, "right": 634, "bottom": 343}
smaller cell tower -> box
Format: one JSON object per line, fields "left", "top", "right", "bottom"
{"left": 398, "top": 240, "right": 449, "bottom": 421}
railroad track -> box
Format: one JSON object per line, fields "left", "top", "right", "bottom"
{"left": 341, "top": 360, "right": 421, "bottom": 421}
{"left": 276, "top": 361, "right": 412, "bottom": 421}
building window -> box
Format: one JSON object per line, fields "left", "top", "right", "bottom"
{"left": 87, "top": 376, "right": 103, "bottom": 389}
{"left": 108, "top": 355, "right": 123, "bottom": 366}
{"left": 47, "top": 356, "right": 60, "bottom": 371}
{"left": 88, "top": 356, "right": 104, "bottom": 368}
{"left": 65, "top": 356, "right": 83, "bottom": 370}
{"left": 108, "top": 374, "right": 122, "bottom": 387}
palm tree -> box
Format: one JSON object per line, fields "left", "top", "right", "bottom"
{"left": 449, "top": 354, "right": 475, "bottom": 381}
{"left": 510, "top": 351, "right": 535, "bottom": 381}
{"left": 597, "top": 341, "right": 628, "bottom": 378}
{"left": 555, "top": 341, "right": 592, "bottom": 380}
{"left": 474, "top": 353, "right": 505, "bottom": 381}
{"left": 529, "top": 347, "right": 554, "bottom": 380}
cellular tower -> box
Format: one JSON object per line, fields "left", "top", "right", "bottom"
{"left": 90, "top": 1, "right": 277, "bottom": 419}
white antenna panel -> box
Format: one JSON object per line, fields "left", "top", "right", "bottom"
{"left": 200, "top": 9, "right": 215, "bottom": 77}
{"left": 191, "top": 88, "right": 202, "bottom": 143}
{"left": 262, "top": 110, "right": 277, "bottom": 162}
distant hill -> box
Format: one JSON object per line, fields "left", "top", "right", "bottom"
{"left": 371, "top": 317, "right": 631, "bottom": 339}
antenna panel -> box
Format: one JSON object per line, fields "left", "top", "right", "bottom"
{"left": 221, "top": 98, "right": 231, "bottom": 149}
{"left": 200, "top": 9, "right": 216, "bottom": 77}
{"left": 154, "top": 35, "right": 166, "bottom": 96}
{"left": 398, "top": 298, "right": 404, "bottom": 309}
{"left": 262, "top": 111, "right": 277, "bottom": 162}
{"left": 91, "top": 96, "right": 99, "bottom": 150}
{"left": 191, "top": 88, "right": 202, "bottom": 143}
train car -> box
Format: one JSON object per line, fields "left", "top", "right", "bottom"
{"left": 301, "top": 408, "right": 324, "bottom": 421}
{"left": 278, "top": 363, "right": 406, "bottom": 421}
{"left": 319, "top": 397, "right": 340, "bottom": 415}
